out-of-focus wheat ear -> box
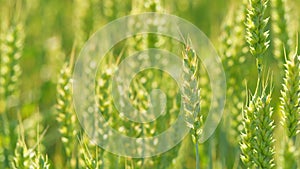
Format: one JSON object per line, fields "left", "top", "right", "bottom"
{"left": 219, "top": 1, "right": 248, "bottom": 146}
{"left": 56, "top": 47, "right": 79, "bottom": 168}
{"left": 0, "top": 22, "right": 24, "bottom": 111}
{"left": 73, "top": 0, "right": 94, "bottom": 47}
{"left": 279, "top": 45, "right": 300, "bottom": 168}
{"left": 0, "top": 20, "right": 25, "bottom": 169}
{"left": 271, "top": 0, "right": 291, "bottom": 65}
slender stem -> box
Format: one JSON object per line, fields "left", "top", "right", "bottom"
{"left": 195, "top": 143, "right": 200, "bottom": 169}
{"left": 255, "top": 58, "right": 263, "bottom": 96}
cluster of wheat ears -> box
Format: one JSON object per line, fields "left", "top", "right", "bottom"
{"left": 0, "top": 0, "right": 299, "bottom": 168}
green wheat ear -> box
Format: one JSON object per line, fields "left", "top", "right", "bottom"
{"left": 280, "top": 52, "right": 300, "bottom": 140}
{"left": 182, "top": 42, "right": 202, "bottom": 144}
{"left": 245, "top": 0, "right": 270, "bottom": 74}
{"left": 279, "top": 49, "right": 300, "bottom": 168}
{"left": 181, "top": 39, "right": 202, "bottom": 169}
{"left": 240, "top": 80, "right": 276, "bottom": 168}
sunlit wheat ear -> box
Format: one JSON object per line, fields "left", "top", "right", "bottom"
{"left": 182, "top": 44, "right": 202, "bottom": 143}
{"left": 56, "top": 49, "right": 78, "bottom": 167}
{"left": 271, "top": 0, "right": 291, "bottom": 65}
{"left": 181, "top": 40, "right": 202, "bottom": 169}
{"left": 240, "top": 79, "right": 276, "bottom": 169}
{"left": 245, "top": 0, "right": 270, "bottom": 74}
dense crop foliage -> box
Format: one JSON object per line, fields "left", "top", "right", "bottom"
{"left": 0, "top": 0, "right": 299, "bottom": 168}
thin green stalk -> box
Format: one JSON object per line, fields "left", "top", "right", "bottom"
{"left": 195, "top": 143, "right": 200, "bottom": 169}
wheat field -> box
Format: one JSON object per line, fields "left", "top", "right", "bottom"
{"left": 0, "top": 0, "right": 300, "bottom": 168}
